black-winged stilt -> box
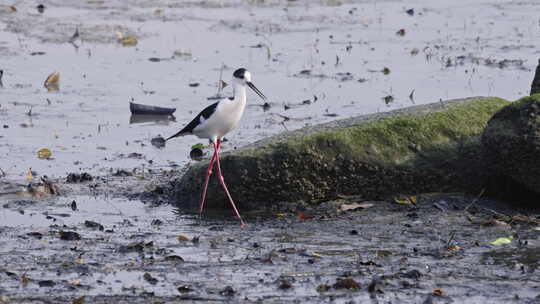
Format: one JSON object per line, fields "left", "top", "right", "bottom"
{"left": 167, "top": 68, "right": 267, "bottom": 226}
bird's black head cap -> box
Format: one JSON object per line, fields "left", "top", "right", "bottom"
{"left": 233, "top": 68, "right": 247, "bottom": 79}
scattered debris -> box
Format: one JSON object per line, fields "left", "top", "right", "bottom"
{"left": 368, "top": 276, "right": 385, "bottom": 294}
{"left": 38, "top": 280, "right": 56, "bottom": 288}
{"left": 190, "top": 147, "right": 204, "bottom": 161}
{"left": 130, "top": 102, "right": 176, "bottom": 115}
{"left": 84, "top": 220, "right": 104, "bottom": 231}
{"left": 72, "top": 296, "right": 85, "bottom": 304}
{"left": 278, "top": 279, "right": 293, "bottom": 290}
{"left": 394, "top": 196, "right": 417, "bottom": 205}
{"left": 177, "top": 285, "right": 193, "bottom": 293}
{"left": 316, "top": 284, "right": 331, "bottom": 292}
{"left": 59, "top": 231, "right": 81, "bottom": 241}
{"left": 66, "top": 172, "right": 93, "bottom": 183}
{"left": 37, "top": 148, "right": 52, "bottom": 160}
{"left": 294, "top": 69, "right": 327, "bottom": 79}
{"left": 383, "top": 95, "right": 394, "bottom": 105}
{"left": 118, "top": 241, "right": 153, "bottom": 253}
{"left": 143, "top": 273, "right": 158, "bottom": 285}
{"left": 116, "top": 32, "right": 138, "bottom": 46}
{"left": 333, "top": 278, "right": 360, "bottom": 290}
{"left": 490, "top": 236, "right": 513, "bottom": 245}
{"left": 151, "top": 136, "right": 166, "bottom": 149}
{"left": 70, "top": 200, "right": 77, "bottom": 211}
{"left": 44, "top": 72, "right": 60, "bottom": 91}
{"left": 165, "top": 255, "right": 185, "bottom": 263}
{"left": 173, "top": 48, "right": 192, "bottom": 58}
{"left": 433, "top": 288, "right": 445, "bottom": 296}
{"left": 27, "top": 232, "right": 43, "bottom": 239}
{"left": 112, "top": 169, "right": 133, "bottom": 177}
{"left": 219, "top": 286, "right": 236, "bottom": 296}
{"left": 177, "top": 235, "right": 190, "bottom": 242}
{"left": 340, "top": 202, "right": 374, "bottom": 212}
{"left": 68, "top": 27, "right": 80, "bottom": 44}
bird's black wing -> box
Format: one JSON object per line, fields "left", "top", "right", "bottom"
{"left": 166, "top": 102, "right": 218, "bottom": 140}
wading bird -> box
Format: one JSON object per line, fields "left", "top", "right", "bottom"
{"left": 167, "top": 68, "right": 267, "bottom": 226}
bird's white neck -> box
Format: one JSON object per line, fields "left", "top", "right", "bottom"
{"left": 232, "top": 80, "right": 247, "bottom": 103}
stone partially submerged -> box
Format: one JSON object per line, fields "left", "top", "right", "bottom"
{"left": 172, "top": 97, "right": 509, "bottom": 209}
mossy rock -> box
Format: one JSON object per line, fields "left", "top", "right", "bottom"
{"left": 482, "top": 94, "right": 540, "bottom": 200}
{"left": 530, "top": 59, "right": 540, "bottom": 95}
{"left": 172, "top": 97, "right": 509, "bottom": 210}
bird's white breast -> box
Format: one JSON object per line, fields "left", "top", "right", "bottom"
{"left": 193, "top": 97, "right": 246, "bottom": 140}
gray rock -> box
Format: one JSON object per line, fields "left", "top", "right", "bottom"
{"left": 482, "top": 94, "right": 540, "bottom": 199}
{"left": 530, "top": 59, "right": 540, "bottom": 95}
{"left": 172, "top": 97, "right": 509, "bottom": 210}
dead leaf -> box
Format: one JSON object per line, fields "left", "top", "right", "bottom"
{"left": 37, "top": 148, "right": 52, "bottom": 159}
{"left": 44, "top": 72, "right": 60, "bottom": 91}
{"left": 73, "top": 296, "right": 85, "bottom": 304}
{"left": 177, "top": 235, "right": 190, "bottom": 242}
{"left": 394, "top": 196, "right": 417, "bottom": 205}
{"left": 490, "top": 236, "right": 513, "bottom": 245}
{"left": 119, "top": 36, "right": 138, "bottom": 46}
{"left": 447, "top": 244, "right": 460, "bottom": 252}
{"left": 340, "top": 202, "right": 374, "bottom": 212}
{"left": 433, "top": 288, "right": 445, "bottom": 296}
{"left": 25, "top": 169, "right": 34, "bottom": 181}
{"left": 21, "top": 274, "right": 29, "bottom": 287}
{"left": 317, "top": 284, "right": 331, "bottom": 292}
{"left": 333, "top": 278, "right": 360, "bottom": 290}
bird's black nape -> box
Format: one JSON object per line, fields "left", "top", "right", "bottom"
{"left": 233, "top": 68, "right": 247, "bottom": 79}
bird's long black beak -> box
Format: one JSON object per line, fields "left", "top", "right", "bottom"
{"left": 247, "top": 81, "right": 267, "bottom": 101}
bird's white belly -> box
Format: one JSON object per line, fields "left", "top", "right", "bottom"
{"left": 193, "top": 100, "right": 245, "bottom": 140}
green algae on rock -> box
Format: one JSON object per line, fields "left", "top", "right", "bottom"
{"left": 173, "top": 97, "right": 509, "bottom": 209}
{"left": 482, "top": 94, "right": 540, "bottom": 201}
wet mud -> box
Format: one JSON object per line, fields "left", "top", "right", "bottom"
{"left": 1, "top": 182, "right": 539, "bottom": 303}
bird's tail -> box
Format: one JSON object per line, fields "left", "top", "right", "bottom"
{"left": 166, "top": 131, "right": 186, "bottom": 141}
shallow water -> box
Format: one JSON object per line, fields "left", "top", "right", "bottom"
{"left": 1, "top": 0, "right": 539, "bottom": 181}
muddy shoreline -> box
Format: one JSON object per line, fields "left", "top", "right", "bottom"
{"left": 1, "top": 176, "right": 539, "bottom": 303}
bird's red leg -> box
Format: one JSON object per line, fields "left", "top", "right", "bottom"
{"left": 199, "top": 143, "right": 218, "bottom": 214}
{"left": 215, "top": 139, "right": 246, "bottom": 227}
